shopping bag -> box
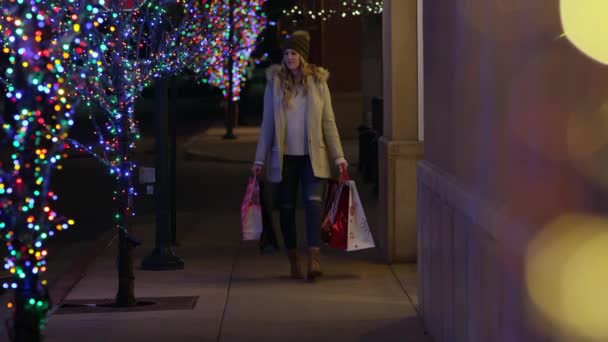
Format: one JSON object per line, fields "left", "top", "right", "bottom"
{"left": 321, "top": 179, "right": 337, "bottom": 244}
{"left": 321, "top": 179, "right": 350, "bottom": 250}
{"left": 322, "top": 171, "right": 375, "bottom": 251}
{"left": 241, "top": 175, "right": 263, "bottom": 241}
{"left": 345, "top": 181, "right": 375, "bottom": 251}
{"left": 258, "top": 179, "right": 279, "bottom": 252}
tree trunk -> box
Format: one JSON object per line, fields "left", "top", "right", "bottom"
{"left": 13, "top": 277, "right": 42, "bottom": 342}
{"left": 115, "top": 104, "right": 137, "bottom": 307}
{"left": 10, "top": 67, "right": 42, "bottom": 342}
{"left": 116, "top": 224, "right": 136, "bottom": 306}
{"left": 224, "top": 0, "right": 237, "bottom": 139}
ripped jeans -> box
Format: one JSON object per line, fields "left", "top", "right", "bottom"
{"left": 278, "top": 155, "right": 323, "bottom": 250}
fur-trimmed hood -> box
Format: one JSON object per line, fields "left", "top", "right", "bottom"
{"left": 265, "top": 64, "right": 330, "bottom": 83}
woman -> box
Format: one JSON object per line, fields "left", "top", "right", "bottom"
{"left": 251, "top": 30, "right": 348, "bottom": 282}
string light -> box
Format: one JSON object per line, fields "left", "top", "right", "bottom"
{"left": 281, "top": 0, "right": 382, "bottom": 23}
{"left": 0, "top": 0, "right": 102, "bottom": 332}
{"left": 65, "top": 0, "right": 201, "bottom": 247}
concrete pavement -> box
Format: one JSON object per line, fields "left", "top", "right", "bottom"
{"left": 183, "top": 125, "right": 360, "bottom": 165}
{"left": 43, "top": 126, "right": 429, "bottom": 342}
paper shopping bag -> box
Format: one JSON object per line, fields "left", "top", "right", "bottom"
{"left": 241, "top": 176, "right": 263, "bottom": 241}
{"left": 345, "top": 181, "right": 375, "bottom": 251}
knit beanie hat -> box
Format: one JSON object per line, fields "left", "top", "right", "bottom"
{"left": 281, "top": 30, "right": 311, "bottom": 61}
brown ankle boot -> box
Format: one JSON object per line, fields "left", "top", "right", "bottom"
{"left": 287, "top": 249, "right": 304, "bottom": 279}
{"left": 307, "top": 247, "right": 323, "bottom": 282}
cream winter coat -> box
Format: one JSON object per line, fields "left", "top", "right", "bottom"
{"left": 254, "top": 65, "right": 345, "bottom": 183}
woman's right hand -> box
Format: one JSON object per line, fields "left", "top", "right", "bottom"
{"left": 251, "top": 163, "right": 263, "bottom": 176}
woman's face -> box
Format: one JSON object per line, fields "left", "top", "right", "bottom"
{"left": 283, "top": 49, "right": 301, "bottom": 72}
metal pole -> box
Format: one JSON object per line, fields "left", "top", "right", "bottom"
{"left": 141, "top": 78, "right": 184, "bottom": 270}
{"left": 169, "top": 76, "right": 178, "bottom": 246}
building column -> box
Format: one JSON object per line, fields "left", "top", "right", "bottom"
{"left": 379, "top": 0, "right": 423, "bottom": 262}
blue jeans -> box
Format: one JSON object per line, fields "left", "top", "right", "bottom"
{"left": 278, "top": 155, "right": 323, "bottom": 249}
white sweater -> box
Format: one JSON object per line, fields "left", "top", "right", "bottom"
{"left": 284, "top": 89, "right": 309, "bottom": 156}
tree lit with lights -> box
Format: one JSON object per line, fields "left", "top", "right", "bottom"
{"left": 195, "top": 0, "right": 267, "bottom": 102}
{"left": 0, "top": 0, "right": 102, "bottom": 340}
{"left": 65, "top": 0, "right": 198, "bottom": 307}
{"left": 186, "top": 0, "right": 268, "bottom": 138}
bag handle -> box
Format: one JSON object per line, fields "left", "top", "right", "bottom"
{"left": 328, "top": 182, "right": 346, "bottom": 225}
{"left": 244, "top": 174, "right": 259, "bottom": 205}
{"left": 340, "top": 168, "right": 350, "bottom": 182}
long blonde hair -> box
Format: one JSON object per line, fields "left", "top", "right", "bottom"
{"left": 279, "top": 55, "right": 316, "bottom": 110}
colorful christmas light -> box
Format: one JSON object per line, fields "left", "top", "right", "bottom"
{"left": 187, "top": 0, "right": 268, "bottom": 102}
{"left": 66, "top": 0, "right": 199, "bottom": 232}
{"left": 0, "top": 0, "right": 103, "bottom": 337}
{"left": 62, "top": 0, "right": 203, "bottom": 306}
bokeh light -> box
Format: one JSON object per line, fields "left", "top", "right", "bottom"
{"left": 526, "top": 214, "right": 608, "bottom": 341}
{"left": 566, "top": 101, "right": 608, "bottom": 191}
{"left": 560, "top": 0, "right": 608, "bottom": 65}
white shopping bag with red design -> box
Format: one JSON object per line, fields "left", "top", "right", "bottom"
{"left": 241, "top": 176, "right": 263, "bottom": 241}
{"left": 345, "top": 181, "right": 375, "bottom": 251}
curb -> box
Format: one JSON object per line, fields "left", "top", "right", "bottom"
{"left": 182, "top": 136, "right": 361, "bottom": 167}
{"left": 183, "top": 148, "right": 254, "bottom": 164}
{"left": 184, "top": 148, "right": 360, "bottom": 168}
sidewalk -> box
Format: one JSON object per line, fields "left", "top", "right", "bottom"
{"left": 183, "top": 125, "right": 360, "bottom": 165}
{"left": 43, "top": 127, "right": 428, "bottom": 342}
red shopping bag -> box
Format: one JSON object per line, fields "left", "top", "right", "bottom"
{"left": 322, "top": 172, "right": 350, "bottom": 250}
{"left": 241, "top": 175, "right": 263, "bottom": 241}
